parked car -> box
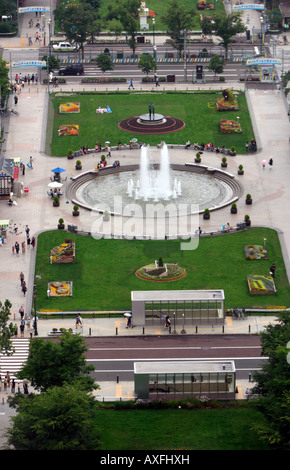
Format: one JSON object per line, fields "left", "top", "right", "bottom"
{"left": 53, "top": 42, "right": 78, "bottom": 52}
{"left": 58, "top": 64, "right": 84, "bottom": 76}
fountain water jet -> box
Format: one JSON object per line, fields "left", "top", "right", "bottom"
{"left": 127, "top": 143, "right": 181, "bottom": 202}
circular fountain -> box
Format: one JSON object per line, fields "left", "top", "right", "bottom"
{"left": 70, "top": 144, "right": 242, "bottom": 218}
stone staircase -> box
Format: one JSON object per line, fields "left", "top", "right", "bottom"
{"left": 0, "top": 338, "right": 30, "bottom": 381}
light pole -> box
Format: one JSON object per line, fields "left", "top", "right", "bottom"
{"left": 260, "top": 16, "right": 264, "bottom": 55}
{"left": 181, "top": 29, "right": 187, "bottom": 81}
{"left": 48, "top": 18, "right": 51, "bottom": 94}
{"left": 33, "top": 284, "right": 38, "bottom": 336}
{"left": 152, "top": 18, "right": 156, "bottom": 61}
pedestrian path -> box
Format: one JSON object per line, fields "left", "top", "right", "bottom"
{"left": 0, "top": 338, "right": 30, "bottom": 380}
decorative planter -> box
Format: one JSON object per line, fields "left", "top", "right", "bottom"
{"left": 238, "top": 170, "right": 244, "bottom": 175}
{"left": 67, "top": 154, "right": 74, "bottom": 160}
{"left": 221, "top": 163, "right": 227, "bottom": 168}
{"left": 53, "top": 201, "right": 60, "bottom": 207}
{"left": 245, "top": 219, "right": 251, "bottom": 226}
{"left": 229, "top": 151, "right": 236, "bottom": 156}
{"left": 231, "top": 207, "right": 237, "bottom": 214}
{"left": 195, "top": 159, "right": 201, "bottom": 163}
{"left": 246, "top": 198, "right": 252, "bottom": 205}
{"left": 203, "top": 213, "right": 210, "bottom": 220}
{"left": 58, "top": 224, "right": 65, "bottom": 229}
{"left": 73, "top": 211, "right": 79, "bottom": 217}
{"left": 75, "top": 165, "right": 82, "bottom": 170}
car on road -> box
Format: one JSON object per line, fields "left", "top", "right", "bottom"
{"left": 53, "top": 42, "right": 78, "bottom": 52}
{"left": 58, "top": 64, "right": 84, "bottom": 76}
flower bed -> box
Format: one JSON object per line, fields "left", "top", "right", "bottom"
{"left": 50, "top": 239, "right": 75, "bottom": 264}
{"left": 244, "top": 245, "right": 268, "bottom": 260}
{"left": 220, "top": 119, "right": 242, "bottom": 134}
{"left": 247, "top": 275, "right": 276, "bottom": 295}
{"left": 216, "top": 97, "right": 238, "bottom": 111}
{"left": 48, "top": 281, "right": 73, "bottom": 297}
{"left": 59, "top": 102, "right": 80, "bottom": 113}
{"left": 58, "top": 124, "right": 79, "bottom": 136}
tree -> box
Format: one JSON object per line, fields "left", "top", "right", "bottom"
{"left": 202, "top": 12, "right": 246, "bottom": 60}
{"left": 6, "top": 384, "right": 101, "bottom": 450}
{"left": 138, "top": 54, "right": 157, "bottom": 77}
{"left": 107, "top": 0, "right": 140, "bottom": 58}
{"left": 41, "top": 54, "right": 60, "bottom": 73}
{"left": 0, "top": 299, "right": 15, "bottom": 355}
{"left": 162, "top": 0, "right": 196, "bottom": 58}
{"left": 54, "top": 2, "right": 99, "bottom": 56}
{"left": 208, "top": 54, "right": 225, "bottom": 79}
{"left": 16, "top": 331, "right": 97, "bottom": 392}
{"left": 251, "top": 312, "right": 290, "bottom": 449}
{"left": 95, "top": 53, "right": 114, "bottom": 73}
{"left": 0, "top": 57, "right": 12, "bottom": 107}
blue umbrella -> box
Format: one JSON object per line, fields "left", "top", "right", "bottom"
{"left": 51, "top": 167, "right": 66, "bottom": 173}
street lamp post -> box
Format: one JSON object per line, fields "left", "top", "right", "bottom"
{"left": 181, "top": 29, "right": 187, "bottom": 81}
{"left": 152, "top": 18, "right": 156, "bottom": 60}
{"left": 260, "top": 16, "right": 264, "bottom": 55}
{"left": 47, "top": 18, "right": 51, "bottom": 94}
{"left": 33, "top": 284, "right": 38, "bottom": 336}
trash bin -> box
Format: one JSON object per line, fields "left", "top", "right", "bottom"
{"left": 167, "top": 74, "right": 175, "bottom": 82}
{"left": 237, "top": 222, "right": 246, "bottom": 229}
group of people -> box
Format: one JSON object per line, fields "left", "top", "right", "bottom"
{"left": 0, "top": 373, "right": 29, "bottom": 394}
{"left": 14, "top": 73, "right": 38, "bottom": 88}
{"left": 245, "top": 139, "right": 257, "bottom": 152}
{"left": 49, "top": 188, "right": 63, "bottom": 198}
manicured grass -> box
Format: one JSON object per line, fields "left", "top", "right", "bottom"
{"left": 95, "top": 408, "right": 270, "bottom": 450}
{"left": 98, "top": 0, "right": 226, "bottom": 31}
{"left": 34, "top": 228, "right": 290, "bottom": 311}
{"left": 48, "top": 91, "right": 254, "bottom": 157}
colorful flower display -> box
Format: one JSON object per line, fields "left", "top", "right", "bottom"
{"left": 220, "top": 119, "right": 242, "bottom": 134}
{"left": 59, "top": 102, "right": 80, "bottom": 113}
{"left": 244, "top": 245, "right": 268, "bottom": 260}
{"left": 48, "top": 281, "right": 73, "bottom": 297}
{"left": 58, "top": 124, "right": 79, "bottom": 136}
{"left": 216, "top": 97, "right": 238, "bottom": 111}
{"left": 247, "top": 275, "right": 276, "bottom": 295}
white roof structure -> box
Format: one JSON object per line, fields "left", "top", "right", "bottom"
{"left": 134, "top": 361, "right": 235, "bottom": 374}
{"left": 131, "top": 290, "right": 225, "bottom": 302}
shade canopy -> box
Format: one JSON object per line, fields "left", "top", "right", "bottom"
{"left": 51, "top": 167, "right": 66, "bottom": 173}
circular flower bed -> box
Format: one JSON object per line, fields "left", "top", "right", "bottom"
{"left": 136, "top": 264, "right": 186, "bottom": 282}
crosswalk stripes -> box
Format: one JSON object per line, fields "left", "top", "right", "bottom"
{"left": 0, "top": 339, "right": 30, "bottom": 380}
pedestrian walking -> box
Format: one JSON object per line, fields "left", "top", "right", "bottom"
{"left": 245, "top": 141, "right": 249, "bottom": 152}
{"left": 23, "top": 379, "right": 29, "bottom": 394}
{"left": 35, "top": 73, "right": 38, "bottom": 84}
{"left": 22, "top": 282, "right": 27, "bottom": 296}
{"left": 35, "top": 32, "right": 39, "bottom": 42}
{"left": 21, "top": 241, "right": 25, "bottom": 253}
{"left": 75, "top": 314, "right": 83, "bottom": 330}
{"left": 20, "top": 272, "right": 24, "bottom": 285}
{"left": 19, "top": 305, "right": 24, "bottom": 319}
{"left": 128, "top": 79, "right": 134, "bottom": 90}
{"left": 28, "top": 37, "right": 32, "bottom": 46}
{"left": 29, "top": 156, "right": 33, "bottom": 169}
{"left": 20, "top": 319, "right": 25, "bottom": 336}
{"left": 15, "top": 241, "right": 20, "bottom": 254}
{"left": 11, "top": 379, "right": 15, "bottom": 394}
{"left": 27, "top": 74, "right": 31, "bottom": 85}
{"left": 155, "top": 75, "right": 160, "bottom": 87}
{"left": 262, "top": 160, "right": 266, "bottom": 170}
{"left": 14, "top": 323, "right": 18, "bottom": 337}
{"left": 25, "top": 225, "right": 30, "bottom": 238}
{"left": 31, "top": 237, "right": 36, "bottom": 248}
{"left": 14, "top": 95, "right": 18, "bottom": 105}
{"left": 268, "top": 157, "right": 273, "bottom": 168}
{"left": 27, "top": 317, "right": 31, "bottom": 331}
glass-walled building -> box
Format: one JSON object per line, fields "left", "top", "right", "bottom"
{"left": 131, "top": 290, "right": 225, "bottom": 327}
{"left": 134, "top": 361, "right": 236, "bottom": 400}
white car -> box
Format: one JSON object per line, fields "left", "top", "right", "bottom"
{"left": 52, "top": 42, "right": 78, "bottom": 52}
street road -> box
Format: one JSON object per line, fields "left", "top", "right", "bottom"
{"left": 85, "top": 335, "right": 266, "bottom": 382}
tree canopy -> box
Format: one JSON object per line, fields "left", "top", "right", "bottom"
{"left": 107, "top": 0, "right": 140, "bottom": 57}
{"left": 6, "top": 384, "right": 101, "bottom": 450}
{"left": 16, "top": 331, "right": 97, "bottom": 392}
{"left": 202, "top": 12, "right": 246, "bottom": 60}
{"left": 0, "top": 299, "right": 15, "bottom": 355}
{"left": 138, "top": 54, "right": 157, "bottom": 77}
{"left": 252, "top": 312, "right": 290, "bottom": 449}
{"left": 161, "top": 0, "right": 196, "bottom": 57}
{"left": 0, "top": 57, "right": 11, "bottom": 107}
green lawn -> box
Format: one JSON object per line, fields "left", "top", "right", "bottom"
{"left": 48, "top": 91, "right": 254, "bottom": 157}
{"left": 95, "top": 408, "right": 270, "bottom": 450}
{"left": 35, "top": 228, "right": 290, "bottom": 312}
{"left": 98, "top": 0, "right": 226, "bottom": 32}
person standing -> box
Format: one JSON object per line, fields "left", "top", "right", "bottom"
{"left": 31, "top": 237, "right": 36, "bottom": 248}
{"left": 15, "top": 242, "right": 20, "bottom": 254}
{"left": 245, "top": 142, "right": 249, "bottom": 152}
{"left": 270, "top": 263, "right": 276, "bottom": 278}
{"left": 20, "top": 272, "right": 24, "bottom": 285}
